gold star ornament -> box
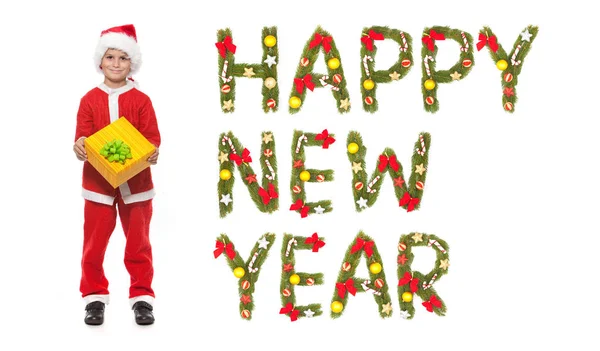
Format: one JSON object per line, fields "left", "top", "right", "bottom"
{"left": 381, "top": 302, "right": 392, "bottom": 316}
{"left": 222, "top": 99, "right": 234, "bottom": 111}
{"left": 352, "top": 162, "right": 363, "bottom": 174}
{"left": 411, "top": 232, "right": 423, "bottom": 243}
{"left": 340, "top": 98, "right": 350, "bottom": 111}
{"left": 389, "top": 71, "right": 401, "bottom": 80}
{"left": 439, "top": 259, "right": 450, "bottom": 270}
{"left": 415, "top": 163, "right": 426, "bottom": 175}
{"left": 243, "top": 67, "right": 255, "bottom": 78}
{"left": 450, "top": 71, "right": 462, "bottom": 80}
{"left": 262, "top": 133, "right": 273, "bottom": 144}
{"left": 218, "top": 151, "right": 229, "bottom": 164}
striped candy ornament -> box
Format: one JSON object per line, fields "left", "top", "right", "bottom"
{"left": 366, "top": 175, "right": 380, "bottom": 193}
{"left": 292, "top": 185, "right": 301, "bottom": 194}
{"left": 398, "top": 242, "right": 407, "bottom": 251}
{"left": 399, "top": 32, "right": 408, "bottom": 52}
{"left": 266, "top": 98, "right": 276, "bottom": 109}
{"left": 374, "top": 278, "right": 385, "bottom": 289}
{"left": 285, "top": 238, "right": 298, "bottom": 257}
{"left": 306, "top": 278, "right": 315, "bottom": 286}
{"left": 248, "top": 251, "right": 259, "bottom": 273}
{"left": 424, "top": 56, "right": 434, "bottom": 78}
{"left": 221, "top": 84, "right": 231, "bottom": 93}
{"left": 264, "top": 159, "right": 276, "bottom": 181}
{"left": 241, "top": 310, "right": 251, "bottom": 318}
{"left": 316, "top": 174, "right": 325, "bottom": 182}
{"left": 263, "top": 149, "right": 273, "bottom": 157}
{"left": 504, "top": 73, "right": 513, "bottom": 82}
{"left": 422, "top": 273, "right": 438, "bottom": 290}
{"left": 361, "top": 280, "right": 382, "bottom": 296}
{"left": 333, "top": 74, "right": 343, "bottom": 84}
{"left": 425, "top": 96, "right": 435, "bottom": 105}
{"left": 415, "top": 134, "right": 427, "bottom": 156}
{"left": 295, "top": 134, "right": 307, "bottom": 154}
{"left": 220, "top": 60, "right": 233, "bottom": 83}
{"left": 365, "top": 96, "right": 374, "bottom": 105}
{"left": 401, "top": 59, "right": 411, "bottom": 67}
{"left": 363, "top": 55, "right": 373, "bottom": 77}
{"left": 342, "top": 262, "right": 352, "bottom": 271}
{"left": 241, "top": 280, "right": 250, "bottom": 290}
{"left": 511, "top": 45, "right": 522, "bottom": 66}
{"left": 427, "top": 239, "right": 447, "bottom": 254}
{"left": 416, "top": 181, "right": 424, "bottom": 190}
{"left": 282, "top": 288, "right": 291, "bottom": 297}
{"left": 221, "top": 136, "right": 236, "bottom": 154}
{"left": 459, "top": 32, "right": 469, "bottom": 52}
{"left": 319, "top": 76, "right": 340, "bottom": 91}
{"left": 300, "top": 57, "right": 310, "bottom": 67}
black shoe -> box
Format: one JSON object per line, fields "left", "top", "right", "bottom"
{"left": 84, "top": 301, "right": 105, "bottom": 325}
{"left": 132, "top": 301, "right": 154, "bottom": 325}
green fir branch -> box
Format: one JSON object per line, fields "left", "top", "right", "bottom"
{"left": 346, "top": 131, "right": 431, "bottom": 212}
{"left": 421, "top": 26, "right": 475, "bottom": 113}
{"left": 289, "top": 130, "right": 335, "bottom": 217}
{"left": 360, "top": 26, "right": 414, "bottom": 113}
{"left": 215, "top": 233, "right": 276, "bottom": 320}
{"left": 217, "top": 27, "right": 279, "bottom": 113}
{"left": 289, "top": 26, "right": 350, "bottom": 114}
{"left": 397, "top": 232, "right": 450, "bottom": 319}
{"left": 280, "top": 234, "right": 325, "bottom": 321}
{"left": 330, "top": 232, "right": 393, "bottom": 319}
{"left": 218, "top": 131, "right": 278, "bottom": 217}
{"left": 480, "top": 25, "right": 539, "bottom": 113}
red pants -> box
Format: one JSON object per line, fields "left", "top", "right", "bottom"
{"left": 80, "top": 195, "right": 154, "bottom": 300}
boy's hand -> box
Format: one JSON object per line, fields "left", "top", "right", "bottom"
{"left": 148, "top": 145, "right": 159, "bottom": 165}
{"left": 74, "top": 137, "right": 87, "bottom": 161}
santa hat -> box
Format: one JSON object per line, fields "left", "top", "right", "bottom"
{"left": 94, "top": 24, "right": 142, "bottom": 75}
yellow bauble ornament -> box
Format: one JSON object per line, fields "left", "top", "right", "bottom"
{"left": 233, "top": 267, "right": 245, "bottom": 278}
{"left": 327, "top": 57, "right": 340, "bottom": 70}
{"left": 331, "top": 301, "right": 344, "bottom": 313}
{"left": 424, "top": 79, "right": 436, "bottom": 91}
{"left": 299, "top": 170, "right": 311, "bottom": 181}
{"left": 264, "top": 35, "right": 277, "bottom": 47}
{"left": 219, "top": 169, "right": 232, "bottom": 180}
{"left": 347, "top": 142, "right": 359, "bottom": 154}
{"left": 496, "top": 59, "right": 508, "bottom": 71}
{"left": 369, "top": 262, "right": 382, "bottom": 274}
{"left": 363, "top": 79, "right": 375, "bottom": 90}
{"left": 401, "top": 291, "right": 413, "bottom": 302}
{"left": 289, "top": 96, "right": 302, "bottom": 109}
{"left": 289, "top": 274, "right": 301, "bottom": 285}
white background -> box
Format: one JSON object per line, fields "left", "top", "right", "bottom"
{"left": 0, "top": 0, "right": 598, "bottom": 350}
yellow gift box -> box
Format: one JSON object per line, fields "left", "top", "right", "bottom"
{"left": 85, "top": 117, "right": 155, "bottom": 188}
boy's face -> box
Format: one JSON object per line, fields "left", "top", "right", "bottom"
{"left": 100, "top": 49, "right": 131, "bottom": 83}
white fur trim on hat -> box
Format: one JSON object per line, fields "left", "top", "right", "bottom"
{"left": 94, "top": 32, "right": 142, "bottom": 75}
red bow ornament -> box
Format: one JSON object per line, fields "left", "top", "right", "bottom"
{"left": 304, "top": 233, "right": 325, "bottom": 252}
{"left": 398, "top": 271, "right": 419, "bottom": 293}
{"left": 422, "top": 295, "right": 442, "bottom": 312}
{"left": 350, "top": 237, "right": 374, "bottom": 257}
{"left": 315, "top": 129, "right": 336, "bottom": 149}
{"left": 290, "top": 199, "right": 310, "bottom": 218}
{"left": 294, "top": 74, "right": 316, "bottom": 94}
{"left": 229, "top": 148, "right": 252, "bottom": 165}
{"left": 213, "top": 240, "right": 235, "bottom": 260}
{"left": 399, "top": 192, "right": 420, "bottom": 212}
{"left": 279, "top": 303, "right": 300, "bottom": 321}
{"left": 215, "top": 36, "right": 237, "bottom": 58}
{"left": 309, "top": 33, "right": 333, "bottom": 53}
{"left": 361, "top": 30, "right": 385, "bottom": 51}
{"left": 336, "top": 278, "right": 357, "bottom": 299}
{"left": 476, "top": 32, "right": 498, "bottom": 53}
{"left": 422, "top": 30, "right": 446, "bottom": 51}
{"left": 378, "top": 154, "right": 400, "bottom": 172}
{"left": 258, "top": 183, "right": 278, "bottom": 205}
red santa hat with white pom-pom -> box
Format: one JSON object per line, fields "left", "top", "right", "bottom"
{"left": 94, "top": 24, "right": 142, "bottom": 77}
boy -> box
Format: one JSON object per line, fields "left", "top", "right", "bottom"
{"left": 73, "top": 24, "right": 160, "bottom": 326}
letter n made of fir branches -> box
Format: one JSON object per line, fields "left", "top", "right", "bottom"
{"left": 218, "top": 131, "right": 278, "bottom": 217}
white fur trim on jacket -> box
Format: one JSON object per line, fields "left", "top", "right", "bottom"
{"left": 95, "top": 32, "right": 142, "bottom": 75}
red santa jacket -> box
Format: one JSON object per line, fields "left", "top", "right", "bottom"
{"left": 75, "top": 81, "right": 161, "bottom": 205}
